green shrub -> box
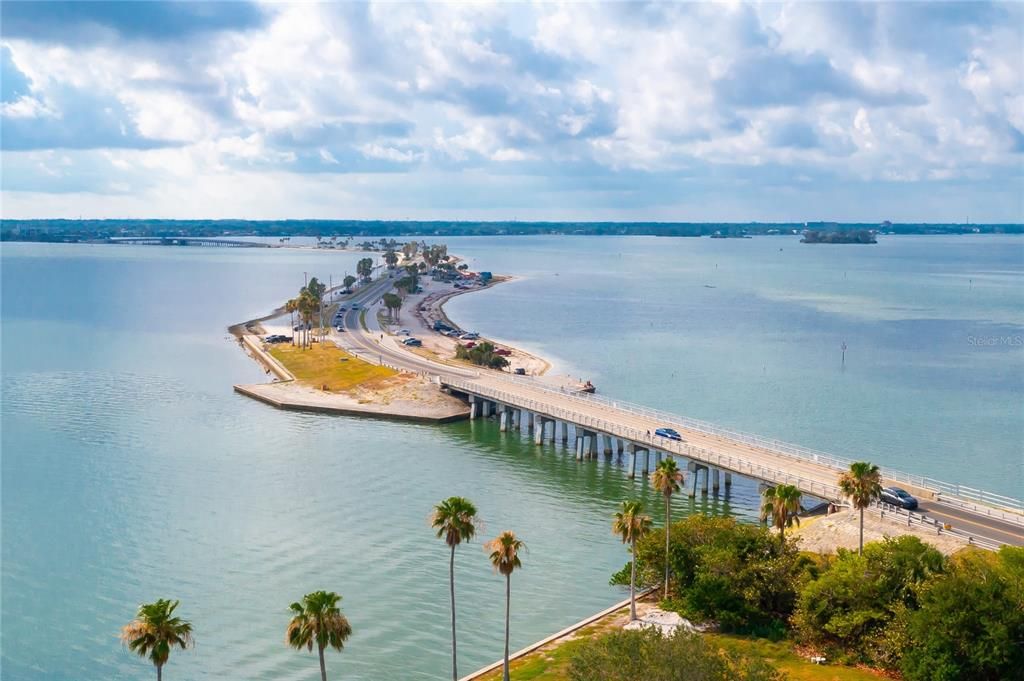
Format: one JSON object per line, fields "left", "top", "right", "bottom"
{"left": 568, "top": 627, "right": 782, "bottom": 681}
{"left": 901, "top": 546, "right": 1024, "bottom": 681}
{"left": 792, "top": 535, "right": 945, "bottom": 667}
{"left": 613, "top": 515, "right": 813, "bottom": 634}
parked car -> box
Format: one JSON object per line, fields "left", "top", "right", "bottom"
{"left": 460, "top": 332, "right": 479, "bottom": 340}
{"left": 654, "top": 427, "right": 683, "bottom": 441}
{"left": 402, "top": 338, "right": 422, "bottom": 347}
{"left": 399, "top": 329, "right": 411, "bottom": 336}
{"left": 494, "top": 349, "right": 512, "bottom": 356}
{"left": 463, "top": 342, "right": 476, "bottom": 349}
{"left": 514, "top": 367, "right": 526, "bottom": 375}
{"left": 881, "top": 487, "right": 918, "bottom": 510}
{"left": 336, "top": 326, "right": 345, "bottom": 332}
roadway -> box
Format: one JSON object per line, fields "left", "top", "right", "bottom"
{"left": 330, "top": 273, "right": 1024, "bottom": 549}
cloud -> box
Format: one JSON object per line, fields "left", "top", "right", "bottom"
{"left": 0, "top": 1, "right": 1021, "bottom": 221}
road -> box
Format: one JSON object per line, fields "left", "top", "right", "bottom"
{"left": 329, "top": 274, "right": 1024, "bottom": 549}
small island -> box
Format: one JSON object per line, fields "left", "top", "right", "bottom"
{"left": 801, "top": 229, "right": 877, "bottom": 244}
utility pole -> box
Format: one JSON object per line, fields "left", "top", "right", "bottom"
{"left": 841, "top": 341, "right": 848, "bottom": 368}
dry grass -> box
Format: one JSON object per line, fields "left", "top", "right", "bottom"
{"left": 269, "top": 343, "right": 398, "bottom": 392}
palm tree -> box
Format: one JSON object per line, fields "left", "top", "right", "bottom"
{"left": 838, "top": 461, "right": 883, "bottom": 555}
{"left": 486, "top": 531, "right": 526, "bottom": 681}
{"left": 285, "top": 297, "right": 298, "bottom": 346}
{"left": 612, "top": 500, "right": 653, "bottom": 621}
{"left": 650, "top": 458, "right": 683, "bottom": 596}
{"left": 431, "top": 496, "right": 479, "bottom": 681}
{"left": 760, "top": 484, "right": 802, "bottom": 544}
{"left": 286, "top": 590, "right": 352, "bottom": 681}
{"left": 120, "top": 599, "right": 194, "bottom": 681}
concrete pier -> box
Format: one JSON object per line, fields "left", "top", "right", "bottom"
{"left": 576, "top": 436, "right": 584, "bottom": 461}
{"left": 499, "top": 408, "right": 509, "bottom": 432}
{"left": 627, "top": 444, "right": 637, "bottom": 479}
{"left": 712, "top": 468, "right": 720, "bottom": 494}
{"left": 642, "top": 448, "right": 651, "bottom": 477}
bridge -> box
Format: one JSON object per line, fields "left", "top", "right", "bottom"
{"left": 109, "top": 237, "right": 273, "bottom": 248}
{"left": 334, "top": 274, "right": 1024, "bottom": 549}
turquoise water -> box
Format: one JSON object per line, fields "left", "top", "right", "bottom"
{"left": 2, "top": 236, "right": 1022, "bottom": 680}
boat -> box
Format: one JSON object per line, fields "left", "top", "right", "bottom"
{"left": 579, "top": 380, "right": 596, "bottom": 393}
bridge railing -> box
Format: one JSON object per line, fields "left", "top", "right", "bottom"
{"left": 446, "top": 377, "right": 845, "bottom": 501}
{"left": 870, "top": 503, "right": 1008, "bottom": 552}
{"left": 447, "top": 373, "right": 1024, "bottom": 523}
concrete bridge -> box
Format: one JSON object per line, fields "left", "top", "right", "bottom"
{"left": 334, "top": 273, "right": 1024, "bottom": 549}
{"left": 109, "top": 237, "right": 272, "bottom": 248}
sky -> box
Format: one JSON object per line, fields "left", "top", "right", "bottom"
{"left": 1, "top": 1, "right": 1022, "bottom": 222}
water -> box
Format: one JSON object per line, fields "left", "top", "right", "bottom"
{"left": 2, "top": 236, "right": 1022, "bottom": 680}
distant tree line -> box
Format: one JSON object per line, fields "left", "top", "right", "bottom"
{"left": 801, "top": 229, "right": 877, "bottom": 244}
{"left": 4, "top": 219, "right": 1021, "bottom": 242}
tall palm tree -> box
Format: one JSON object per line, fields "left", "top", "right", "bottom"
{"left": 486, "top": 531, "right": 526, "bottom": 681}
{"left": 285, "top": 297, "right": 298, "bottom": 346}
{"left": 760, "top": 484, "right": 802, "bottom": 544}
{"left": 650, "top": 458, "right": 683, "bottom": 596}
{"left": 612, "top": 500, "right": 653, "bottom": 621}
{"left": 286, "top": 590, "right": 352, "bottom": 681}
{"left": 838, "top": 461, "right": 883, "bottom": 555}
{"left": 431, "top": 496, "right": 479, "bottom": 681}
{"left": 120, "top": 599, "right": 193, "bottom": 681}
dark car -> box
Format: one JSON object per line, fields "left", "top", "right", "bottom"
{"left": 654, "top": 427, "right": 683, "bottom": 441}
{"left": 881, "top": 487, "right": 918, "bottom": 509}
{"left": 514, "top": 368, "right": 526, "bottom": 375}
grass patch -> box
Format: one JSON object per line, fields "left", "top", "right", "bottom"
{"left": 269, "top": 343, "right": 397, "bottom": 392}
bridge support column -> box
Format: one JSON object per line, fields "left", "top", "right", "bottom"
{"left": 499, "top": 408, "right": 509, "bottom": 432}
{"left": 560, "top": 422, "right": 569, "bottom": 445}
{"left": 627, "top": 444, "right": 637, "bottom": 479}
{"left": 469, "top": 396, "right": 479, "bottom": 420}
{"left": 581, "top": 435, "right": 592, "bottom": 460}
{"left": 712, "top": 469, "right": 720, "bottom": 494}
{"left": 481, "top": 400, "right": 492, "bottom": 418}
{"left": 575, "top": 436, "right": 584, "bottom": 461}
{"left": 588, "top": 433, "right": 598, "bottom": 458}
{"left": 642, "top": 449, "right": 651, "bottom": 477}
{"left": 534, "top": 418, "right": 546, "bottom": 445}
{"left": 700, "top": 468, "right": 709, "bottom": 496}
{"left": 655, "top": 451, "right": 663, "bottom": 467}
{"left": 724, "top": 472, "right": 732, "bottom": 491}
{"left": 687, "top": 462, "right": 707, "bottom": 498}
{"left": 602, "top": 435, "right": 612, "bottom": 456}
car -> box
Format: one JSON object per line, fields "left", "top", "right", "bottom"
{"left": 463, "top": 342, "right": 476, "bottom": 349}
{"left": 335, "top": 326, "right": 345, "bottom": 332}
{"left": 338, "top": 306, "right": 347, "bottom": 312}
{"left": 881, "top": 487, "right": 918, "bottom": 510}
{"left": 654, "top": 427, "right": 683, "bottom": 441}
{"left": 399, "top": 329, "right": 411, "bottom": 335}
{"left": 264, "top": 334, "right": 286, "bottom": 343}
{"left": 460, "top": 332, "right": 479, "bottom": 340}
{"left": 402, "top": 338, "right": 422, "bottom": 347}
{"left": 514, "top": 367, "right": 526, "bottom": 375}
{"left": 351, "top": 303, "right": 361, "bottom": 310}
{"left": 494, "top": 348, "right": 512, "bottom": 356}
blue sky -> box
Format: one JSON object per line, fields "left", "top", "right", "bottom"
{"left": 1, "top": 1, "right": 1021, "bottom": 221}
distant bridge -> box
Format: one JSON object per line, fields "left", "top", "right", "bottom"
{"left": 109, "top": 237, "right": 273, "bottom": 248}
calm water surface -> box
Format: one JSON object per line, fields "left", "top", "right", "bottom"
{"left": 2, "top": 236, "right": 1022, "bottom": 680}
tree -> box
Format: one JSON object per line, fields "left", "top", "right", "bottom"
{"left": 431, "top": 496, "right": 479, "bottom": 681}
{"left": 285, "top": 297, "right": 299, "bottom": 346}
{"left": 120, "top": 599, "right": 194, "bottom": 681}
{"left": 384, "top": 249, "right": 398, "bottom": 268}
{"left": 486, "top": 531, "right": 526, "bottom": 681}
{"left": 760, "top": 484, "right": 802, "bottom": 544}
{"left": 901, "top": 546, "right": 1023, "bottom": 681}
{"left": 356, "top": 257, "right": 374, "bottom": 281}
{"left": 837, "top": 462, "right": 883, "bottom": 554}
{"left": 650, "top": 458, "right": 683, "bottom": 596}
{"left": 286, "top": 591, "right": 352, "bottom": 681}
{"left": 612, "top": 500, "right": 652, "bottom": 621}
{"left": 342, "top": 275, "right": 356, "bottom": 290}
{"left": 382, "top": 293, "right": 402, "bottom": 321}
